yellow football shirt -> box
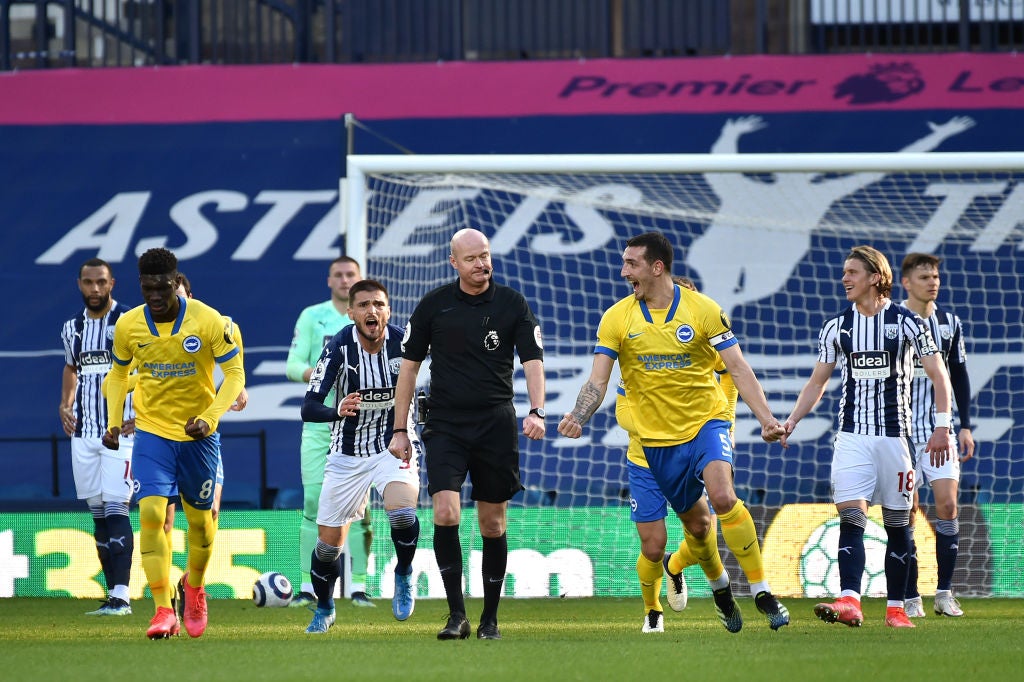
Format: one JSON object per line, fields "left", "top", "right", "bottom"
{"left": 107, "top": 297, "right": 244, "bottom": 440}
{"left": 107, "top": 315, "right": 244, "bottom": 416}
{"left": 598, "top": 284, "right": 736, "bottom": 446}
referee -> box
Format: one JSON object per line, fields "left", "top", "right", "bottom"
{"left": 388, "top": 228, "right": 546, "bottom": 641}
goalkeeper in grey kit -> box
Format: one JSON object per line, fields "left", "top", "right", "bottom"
{"left": 299, "top": 279, "right": 422, "bottom": 633}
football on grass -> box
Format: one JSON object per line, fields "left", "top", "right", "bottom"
{"left": 253, "top": 571, "right": 293, "bottom": 607}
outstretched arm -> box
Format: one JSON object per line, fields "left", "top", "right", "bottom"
{"left": 718, "top": 345, "right": 784, "bottom": 442}
{"left": 711, "top": 116, "right": 767, "bottom": 155}
{"left": 899, "top": 116, "right": 975, "bottom": 153}
{"left": 557, "top": 354, "right": 615, "bottom": 438}
{"left": 781, "top": 361, "right": 836, "bottom": 448}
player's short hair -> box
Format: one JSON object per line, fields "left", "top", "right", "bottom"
{"left": 78, "top": 258, "right": 112, "bottom": 279}
{"left": 348, "top": 278, "right": 389, "bottom": 302}
{"left": 138, "top": 248, "right": 178, "bottom": 277}
{"left": 626, "top": 232, "right": 673, "bottom": 271}
{"left": 331, "top": 255, "right": 361, "bottom": 273}
{"left": 900, "top": 252, "right": 941, "bottom": 277}
{"left": 177, "top": 271, "right": 192, "bottom": 296}
{"left": 672, "top": 276, "right": 697, "bottom": 292}
{"left": 847, "top": 245, "right": 893, "bottom": 297}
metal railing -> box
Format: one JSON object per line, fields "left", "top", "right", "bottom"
{"left": 3, "top": 0, "right": 1019, "bottom": 71}
{"left": 0, "top": 430, "right": 270, "bottom": 510}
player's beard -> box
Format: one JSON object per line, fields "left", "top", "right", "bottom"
{"left": 357, "top": 319, "right": 384, "bottom": 346}
{"left": 82, "top": 292, "right": 110, "bottom": 313}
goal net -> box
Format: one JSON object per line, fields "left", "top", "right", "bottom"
{"left": 344, "top": 152, "right": 1024, "bottom": 599}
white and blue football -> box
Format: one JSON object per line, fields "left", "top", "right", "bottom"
{"left": 253, "top": 571, "right": 293, "bottom": 607}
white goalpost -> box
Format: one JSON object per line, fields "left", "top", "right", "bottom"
{"left": 343, "top": 151, "right": 1024, "bottom": 599}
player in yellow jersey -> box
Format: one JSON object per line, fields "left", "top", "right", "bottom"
{"left": 102, "top": 248, "right": 245, "bottom": 640}
{"left": 166, "top": 273, "right": 248, "bottom": 620}
{"left": 164, "top": 273, "right": 248, "bottom": 522}
{"left": 101, "top": 271, "right": 247, "bottom": 623}
{"left": 621, "top": 276, "right": 738, "bottom": 633}
{"left": 559, "top": 231, "right": 789, "bottom": 633}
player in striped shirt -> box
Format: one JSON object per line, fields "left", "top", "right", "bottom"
{"left": 286, "top": 256, "right": 374, "bottom": 607}
{"left": 60, "top": 258, "right": 135, "bottom": 617}
{"left": 898, "top": 253, "right": 975, "bottom": 618}
{"left": 782, "top": 245, "right": 954, "bottom": 629}
{"left": 299, "top": 279, "right": 422, "bottom": 633}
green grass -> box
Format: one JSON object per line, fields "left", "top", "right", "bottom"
{"left": 1, "top": 597, "right": 1022, "bottom": 681}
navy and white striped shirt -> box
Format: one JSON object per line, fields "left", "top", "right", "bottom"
{"left": 818, "top": 300, "right": 939, "bottom": 438}
{"left": 304, "top": 323, "right": 413, "bottom": 457}
{"left": 901, "top": 301, "right": 969, "bottom": 444}
{"left": 61, "top": 301, "right": 134, "bottom": 438}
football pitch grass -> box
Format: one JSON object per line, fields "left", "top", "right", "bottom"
{"left": 2, "top": 597, "right": 1021, "bottom": 682}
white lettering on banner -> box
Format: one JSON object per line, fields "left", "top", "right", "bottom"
{"left": 294, "top": 201, "right": 343, "bottom": 260}
{"left": 35, "top": 179, "right": 1024, "bottom": 265}
{"left": 470, "top": 548, "right": 594, "bottom": 597}
{"left": 37, "top": 192, "right": 150, "bottom": 264}
{"left": 970, "top": 183, "right": 1024, "bottom": 252}
{"left": 234, "top": 190, "right": 337, "bottom": 260}
{"left": 36, "top": 190, "right": 338, "bottom": 265}
{"left": 146, "top": 190, "right": 244, "bottom": 257}
{"left": 0, "top": 530, "right": 31, "bottom": 598}
{"left": 370, "top": 188, "right": 479, "bottom": 258}
{"left": 908, "top": 181, "right": 1008, "bottom": 253}
{"left": 489, "top": 184, "right": 633, "bottom": 256}
{"left": 371, "top": 548, "right": 594, "bottom": 599}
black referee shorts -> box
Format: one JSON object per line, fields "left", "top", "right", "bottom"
{"left": 422, "top": 402, "right": 524, "bottom": 503}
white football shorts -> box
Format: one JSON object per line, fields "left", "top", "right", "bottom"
{"left": 316, "top": 446, "right": 421, "bottom": 527}
{"left": 831, "top": 430, "right": 914, "bottom": 510}
{"left": 913, "top": 436, "right": 960, "bottom": 486}
{"left": 71, "top": 435, "right": 134, "bottom": 502}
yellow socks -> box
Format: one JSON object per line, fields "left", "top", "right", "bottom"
{"left": 181, "top": 499, "right": 216, "bottom": 588}
{"left": 636, "top": 553, "right": 664, "bottom": 612}
{"left": 719, "top": 500, "right": 765, "bottom": 584}
{"left": 138, "top": 496, "right": 171, "bottom": 608}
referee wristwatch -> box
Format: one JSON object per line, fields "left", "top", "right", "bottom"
{"left": 529, "top": 407, "right": 546, "bottom": 419}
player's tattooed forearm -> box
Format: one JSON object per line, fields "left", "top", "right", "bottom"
{"left": 570, "top": 381, "right": 603, "bottom": 425}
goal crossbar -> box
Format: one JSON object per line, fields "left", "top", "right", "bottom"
{"left": 343, "top": 151, "right": 1024, "bottom": 265}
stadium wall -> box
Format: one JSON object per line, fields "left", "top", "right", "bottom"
{"left": 1, "top": 53, "right": 1022, "bottom": 514}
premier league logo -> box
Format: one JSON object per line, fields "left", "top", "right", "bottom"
{"left": 834, "top": 62, "right": 924, "bottom": 105}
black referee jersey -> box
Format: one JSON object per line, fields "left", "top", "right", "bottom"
{"left": 402, "top": 279, "right": 543, "bottom": 410}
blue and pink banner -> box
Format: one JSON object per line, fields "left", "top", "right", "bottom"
{"left": 1, "top": 53, "right": 1022, "bottom": 124}
{"left": 1, "top": 53, "right": 1022, "bottom": 506}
